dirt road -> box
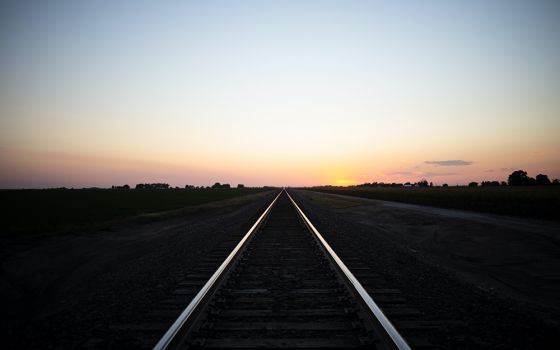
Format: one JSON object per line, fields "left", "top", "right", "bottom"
{"left": 297, "top": 190, "right": 560, "bottom": 323}
{"left": 290, "top": 189, "right": 560, "bottom": 349}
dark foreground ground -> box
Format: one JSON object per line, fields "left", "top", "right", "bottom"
{"left": 292, "top": 189, "right": 560, "bottom": 349}
{"left": 311, "top": 186, "right": 560, "bottom": 221}
{"left": 0, "top": 187, "right": 267, "bottom": 234}
{"left": 2, "top": 188, "right": 559, "bottom": 349}
{"left": 1, "top": 191, "right": 276, "bottom": 349}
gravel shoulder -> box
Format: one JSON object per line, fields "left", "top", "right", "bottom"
{"left": 0, "top": 190, "right": 276, "bottom": 349}
{"left": 292, "top": 189, "right": 560, "bottom": 349}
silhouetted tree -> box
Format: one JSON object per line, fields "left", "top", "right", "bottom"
{"left": 212, "top": 182, "right": 231, "bottom": 189}
{"left": 442, "top": 183, "right": 448, "bottom": 187}
{"left": 468, "top": 182, "right": 478, "bottom": 187}
{"left": 535, "top": 174, "right": 551, "bottom": 186}
{"left": 508, "top": 170, "right": 534, "bottom": 186}
{"left": 237, "top": 184, "right": 245, "bottom": 188}
{"left": 481, "top": 181, "right": 500, "bottom": 187}
{"left": 501, "top": 181, "right": 507, "bottom": 186}
{"left": 135, "top": 183, "right": 169, "bottom": 189}
{"left": 552, "top": 179, "right": 559, "bottom": 186}
{"left": 417, "top": 179, "right": 429, "bottom": 187}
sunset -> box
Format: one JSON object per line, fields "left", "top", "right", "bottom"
{"left": 2, "top": 1, "right": 559, "bottom": 188}
{"left": 1, "top": 1, "right": 559, "bottom": 349}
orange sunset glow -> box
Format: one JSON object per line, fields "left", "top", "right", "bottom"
{"left": 1, "top": 1, "right": 559, "bottom": 188}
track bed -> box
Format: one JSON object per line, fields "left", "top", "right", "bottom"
{"left": 157, "top": 191, "right": 409, "bottom": 349}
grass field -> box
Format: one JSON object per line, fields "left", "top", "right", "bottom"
{"left": 307, "top": 186, "right": 560, "bottom": 221}
{"left": 0, "top": 188, "right": 270, "bottom": 234}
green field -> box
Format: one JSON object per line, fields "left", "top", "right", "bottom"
{"left": 0, "top": 188, "right": 270, "bottom": 234}
{"left": 308, "top": 186, "right": 560, "bottom": 221}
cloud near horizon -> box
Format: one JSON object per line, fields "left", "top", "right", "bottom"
{"left": 384, "top": 170, "right": 457, "bottom": 178}
{"left": 485, "top": 167, "right": 516, "bottom": 173}
{"left": 422, "top": 172, "right": 457, "bottom": 177}
{"left": 424, "top": 160, "right": 473, "bottom": 166}
{"left": 385, "top": 171, "right": 414, "bottom": 176}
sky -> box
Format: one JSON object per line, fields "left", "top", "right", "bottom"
{"left": 1, "top": 0, "right": 559, "bottom": 188}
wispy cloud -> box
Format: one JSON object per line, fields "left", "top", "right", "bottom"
{"left": 386, "top": 171, "right": 414, "bottom": 176}
{"left": 422, "top": 172, "right": 457, "bottom": 177}
{"left": 385, "top": 170, "right": 457, "bottom": 178}
{"left": 485, "top": 167, "right": 515, "bottom": 173}
{"left": 424, "top": 160, "right": 473, "bottom": 166}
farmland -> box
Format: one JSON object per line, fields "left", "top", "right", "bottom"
{"left": 0, "top": 188, "right": 270, "bottom": 234}
{"left": 307, "top": 186, "right": 560, "bottom": 221}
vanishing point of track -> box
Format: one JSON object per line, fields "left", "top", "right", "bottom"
{"left": 154, "top": 190, "right": 411, "bottom": 349}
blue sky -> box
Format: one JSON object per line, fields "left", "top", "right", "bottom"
{"left": 1, "top": 0, "right": 559, "bottom": 187}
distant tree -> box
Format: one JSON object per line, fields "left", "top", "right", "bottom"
{"left": 222, "top": 183, "right": 231, "bottom": 189}
{"left": 508, "top": 170, "right": 534, "bottom": 186}
{"left": 442, "top": 183, "right": 448, "bottom": 187}
{"left": 123, "top": 184, "right": 130, "bottom": 190}
{"left": 429, "top": 182, "right": 433, "bottom": 187}
{"left": 481, "top": 181, "right": 500, "bottom": 187}
{"left": 212, "top": 182, "right": 222, "bottom": 189}
{"left": 417, "top": 179, "right": 429, "bottom": 187}
{"left": 135, "top": 183, "right": 169, "bottom": 189}
{"left": 237, "top": 184, "right": 245, "bottom": 188}
{"left": 468, "top": 182, "right": 478, "bottom": 187}
{"left": 501, "top": 181, "right": 508, "bottom": 186}
{"left": 535, "top": 174, "right": 551, "bottom": 186}
{"left": 185, "top": 185, "right": 194, "bottom": 189}
{"left": 552, "top": 179, "right": 560, "bottom": 186}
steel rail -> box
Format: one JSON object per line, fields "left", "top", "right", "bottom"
{"left": 153, "top": 190, "right": 282, "bottom": 350}
{"left": 286, "top": 191, "right": 412, "bottom": 350}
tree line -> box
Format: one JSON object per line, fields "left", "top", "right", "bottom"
{"left": 352, "top": 170, "right": 559, "bottom": 188}
{"left": 110, "top": 182, "right": 247, "bottom": 190}
{"left": 468, "top": 170, "right": 558, "bottom": 187}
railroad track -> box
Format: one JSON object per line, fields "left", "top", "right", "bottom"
{"left": 154, "top": 190, "right": 411, "bottom": 349}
